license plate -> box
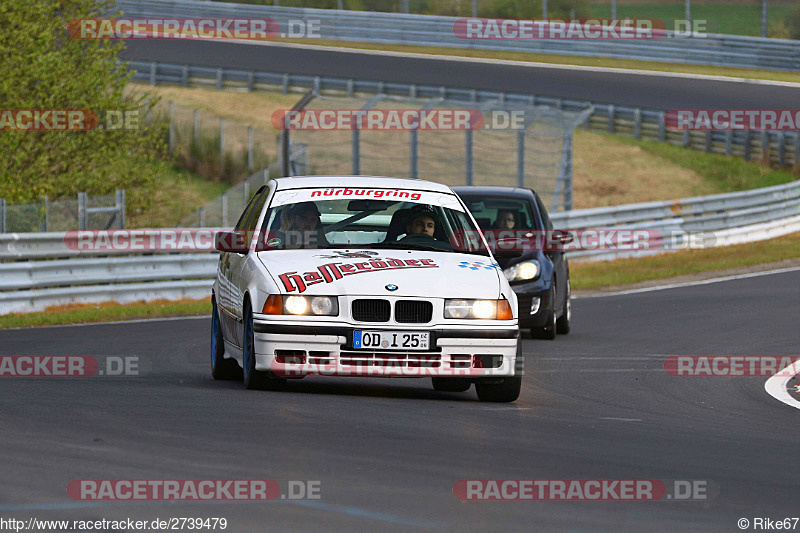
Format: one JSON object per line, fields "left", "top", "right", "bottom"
{"left": 353, "top": 331, "right": 430, "bottom": 351}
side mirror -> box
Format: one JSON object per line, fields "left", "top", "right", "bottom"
{"left": 215, "top": 231, "right": 249, "bottom": 253}
{"left": 553, "top": 229, "right": 574, "bottom": 245}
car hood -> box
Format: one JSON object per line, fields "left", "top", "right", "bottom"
{"left": 257, "top": 249, "right": 502, "bottom": 299}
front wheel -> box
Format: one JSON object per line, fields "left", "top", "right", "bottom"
{"left": 556, "top": 278, "right": 571, "bottom": 335}
{"left": 531, "top": 286, "right": 557, "bottom": 340}
{"left": 475, "top": 343, "right": 522, "bottom": 403}
{"left": 242, "top": 301, "right": 282, "bottom": 390}
{"left": 211, "top": 296, "right": 240, "bottom": 380}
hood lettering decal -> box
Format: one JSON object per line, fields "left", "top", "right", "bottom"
{"left": 279, "top": 258, "right": 437, "bottom": 293}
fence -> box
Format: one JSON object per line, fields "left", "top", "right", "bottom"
{"left": 129, "top": 61, "right": 800, "bottom": 171}
{"left": 2, "top": 179, "right": 798, "bottom": 314}
{"left": 118, "top": 0, "right": 800, "bottom": 71}
{"left": 0, "top": 191, "right": 125, "bottom": 234}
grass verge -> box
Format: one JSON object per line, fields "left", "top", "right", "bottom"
{"left": 570, "top": 232, "right": 800, "bottom": 290}
{"left": 0, "top": 298, "right": 210, "bottom": 329}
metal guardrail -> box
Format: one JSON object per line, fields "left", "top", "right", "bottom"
{"left": 128, "top": 60, "right": 800, "bottom": 169}
{"left": 1, "top": 180, "right": 798, "bottom": 314}
{"left": 117, "top": 0, "right": 800, "bottom": 72}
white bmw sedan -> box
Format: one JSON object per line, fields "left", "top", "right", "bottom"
{"left": 212, "top": 176, "right": 522, "bottom": 402}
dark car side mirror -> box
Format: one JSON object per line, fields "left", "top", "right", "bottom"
{"left": 552, "top": 229, "right": 574, "bottom": 245}
{"left": 215, "top": 231, "right": 249, "bottom": 253}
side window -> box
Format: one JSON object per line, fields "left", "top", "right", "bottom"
{"left": 534, "top": 193, "right": 554, "bottom": 231}
{"left": 243, "top": 187, "right": 269, "bottom": 232}
{"left": 234, "top": 187, "right": 265, "bottom": 232}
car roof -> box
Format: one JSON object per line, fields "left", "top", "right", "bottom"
{"left": 274, "top": 175, "right": 455, "bottom": 194}
{"left": 451, "top": 186, "right": 537, "bottom": 199}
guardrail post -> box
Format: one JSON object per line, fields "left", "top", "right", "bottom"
{"left": 247, "top": 71, "right": 254, "bottom": 92}
{"left": 248, "top": 127, "right": 254, "bottom": 170}
{"left": 149, "top": 62, "right": 156, "bottom": 86}
{"left": 409, "top": 84, "right": 416, "bottom": 98}
{"left": 168, "top": 101, "right": 174, "bottom": 153}
{"left": 222, "top": 194, "right": 229, "bottom": 227}
{"left": 43, "top": 196, "right": 48, "bottom": 232}
{"left": 516, "top": 130, "right": 525, "bottom": 188}
{"left": 409, "top": 129, "right": 418, "bottom": 179}
{"left": 0, "top": 198, "right": 5, "bottom": 233}
{"left": 182, "top": 65, "right": 188, "bottom": 87}
{"left": 193, "top": 110, "right": 199, "bottom": 145}
{"left": 704, "top": 131, "right": 712, "bottom": 152}
{"left": 607, "top": 105, "right": 615, "bottom": 133}
{"left": 744, "top": 131, "right": 752, "bottom": 161}
{"left": 725, "top": 131, "right": 733, "bottom": 155}
{"left": 778, "top": 132, "right": 786, "bottom": 166}
{"left": 116, "top": 190, "right": 126, "bottom": 229}
{"left": 378, "top": 81, "right": 385, "bottom": 95}
{"left": 199, "top": 207, "right": 206, "bottom": 228}
{"left": 219, "top": 118, "right": 225, "bottom": 161}
{"left": 633, "top": 108, "right": 642, "bottom": 139}
{"left": 352, "top": 127, "right": 360, "bottom": 175}
{"left": 78, "top": 192, "right": 87, "bottom": 231}
{"left": 471, "top": 90, "right": 477, "bottom": 102}
{"left": 346, "top": 79, "right": 353, "bottom": 97}
{"left": 658, "top": 112, "right": 666, "bottom": 141}
{"left": 761, "top": 131, "right": 770, "bottom": 163}
{"left": 465, "top": 129, "right": 473, "bottom": 186}
{"left": 794, "top": 133, "right": 800, "bottom": 170}
{"left": 216, "top": 68, "right": 223, "bottom": 90}
{"left": 282, "top": 74, "right": 289, "bottom": 94}
{"left": 264, "top": 169, "right": 269, "bottom": 184}
{"left": 682, "top": 130, "right": 690, "bottom": 148}
{"left": 313, "top": 76, "right": 320, "bottom": 94}
{"left": 244, "top": 181, "right": 250, "bottom": 203}
{"left": 144, "top": 98, "right": 149, "bottom": 125}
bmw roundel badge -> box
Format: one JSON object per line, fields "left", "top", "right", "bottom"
{"left": 385, "top": 284, "right": 398, "bottom": 291}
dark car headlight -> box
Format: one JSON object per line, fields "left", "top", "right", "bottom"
{"left": 503, "top": 260, "right": 540, "bottom": 282}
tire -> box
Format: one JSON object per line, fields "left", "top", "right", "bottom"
{"left": 432, "top": 378, "right": 471, "bottom": 393}
{"left": 475, "top": 343, "right": 522, "bottom": 403}
{"left": 242, "top": 301, "right": 282, "bottom": 390}
{"left": 211, "top": 296, "right": 240, "bottom": 380}
{"left": 556, "top": 278, "right": 571, "bottom": 335}
{"left": 531, "top": 286, "right": 557, "bottom": 340}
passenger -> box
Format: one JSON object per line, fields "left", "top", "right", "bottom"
{"left": 493, "top": 209, "right": 516, "bottom": 230}
{"left": 277, "top": 202, "right": 328, "bottom": 248}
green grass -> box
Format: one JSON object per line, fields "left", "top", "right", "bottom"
{"left": 588, "top": 3, "right": 793, "bottom": 37}
{"left": 0, "top": 299, "right": 210, "bottom": 329}
{"left": 571, "top": 232, "right": 800, "bottom": 290}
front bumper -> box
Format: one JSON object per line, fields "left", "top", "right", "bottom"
{"left": 512, "top": 280, "right": 554, "bottom": 328}
{"left": 252, "top": 322, "right": 519, "bottom": 378}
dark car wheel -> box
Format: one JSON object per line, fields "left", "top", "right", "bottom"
{"left": 242, "top": 301, "right": 284, "bottom": 391}
{"left": 532, "top": 286, "right": 557, "bottom": 340}
{"left": 475, "top": 343, "right": 522, "bottom": 402}
{"left": 211, "top": 296, "right": 241, "bottom": 380}
{"left": 556, "top": 278, "right": 571, "bottom": 335}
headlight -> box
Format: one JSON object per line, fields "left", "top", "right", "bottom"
{"left": 503, "top": 260, "right": 540, "bottom": 282}
{"left": 444, "top": 299, "right": 513, "bottom": 320}
{"left": 262, "top": 295, "right": 339, "bottom": 316}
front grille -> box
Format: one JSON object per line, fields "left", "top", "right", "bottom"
{"left": 395, "top": 300, "right": 433, "bottom": 323}
{"left": 352, "top": 299, "right": 390, "bottom": 322}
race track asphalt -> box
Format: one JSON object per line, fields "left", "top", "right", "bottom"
{"left": 120, "top": 40, "right": 800, "bottom": 110}
{"left": 1, "top": 269, "right": 797, "bottom": 531}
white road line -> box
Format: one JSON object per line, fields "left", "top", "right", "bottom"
{"left": 220, "top": 39, "right": 800, "bottom": 87}
{"left": 574, "top": 266, "right": 800, "bottom": 299}
{"left": 764, "top": 357, "right": 800, "bottom": 410}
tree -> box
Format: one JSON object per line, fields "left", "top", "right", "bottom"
{"left": 0, "top": 0, "right": 167, "bottom": 212}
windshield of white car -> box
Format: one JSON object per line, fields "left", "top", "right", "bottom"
{"left": 259, "top": 198, "right": 490, "bottom": 255}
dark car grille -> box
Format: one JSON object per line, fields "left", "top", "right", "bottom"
{"left": 352, "top": 299, "right": 390, "bottom": 322}
{"left": 395, "top": 300, "right": 433, "bottom": 323}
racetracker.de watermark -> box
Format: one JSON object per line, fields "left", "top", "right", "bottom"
{"left": 453, "top": 479, "right": 712, "bottom": 501}
{"left": 666, "top": 109, "right": 800, "bottom": 131}
{"left": 271, "top": 109, "right": 484, "bottom": 131}
{"left": 453, "top": 18, "right": 706, "bottom": 40}
{"left": 67, "top": 18, "right": 321, "bottom": 40}
{"left": 0, "top": 356, "right": 141, "bottom": 377}
{"left": 67, "top": 480, "right": 321, "bottom": 500}
{"left": 664, "top": 356, "right": 800, "bottom": 377}
{"left": 0, "top": 109, "right": 139, "bottom": 131}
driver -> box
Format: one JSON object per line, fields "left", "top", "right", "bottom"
{"left": 276, "top": 202, "right": 328, "bottom": 248}
{"left": 405, "top": 206, "right": 437, "bottom": 238}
